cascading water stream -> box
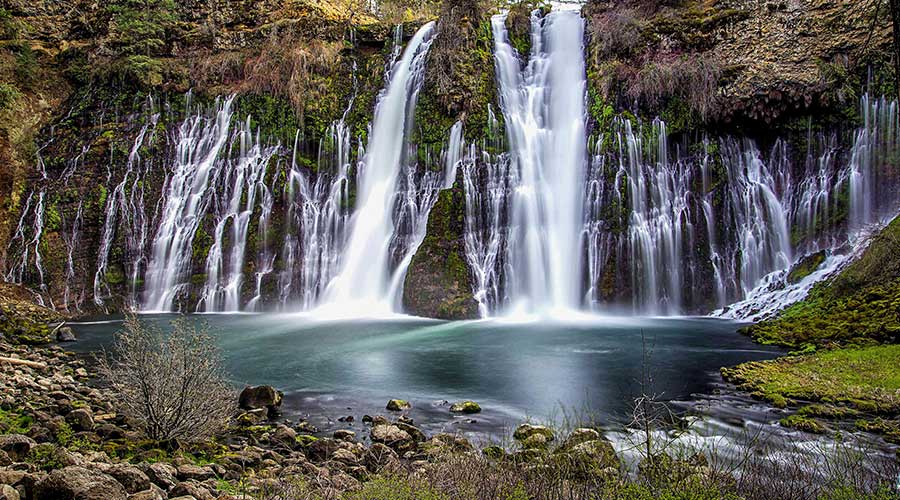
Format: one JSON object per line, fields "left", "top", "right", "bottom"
{"left": 198, "top": 119, "right": 277, "bottom": 312}
{"left": 142, "top": 97, "right": 236, "bottom": 312}
{"left": 94, "top": 116, "right": 157, "bottom": 307}
{"left": 316, "top": 21, "right": 436, "bottom": 317}
{"left": 489, "top": 9, "right": 588, "bottom": 317}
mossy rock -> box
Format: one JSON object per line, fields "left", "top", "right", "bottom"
{"left": 552, "top": 439, "right": 619, "bottom": 480}
{"left": 386, "top": 399, "right": 411, "bottom": 411}
{"left": 513, "top": 423, "right": 554, "bottom": 443}
{"left": 780, "top": 414, "right": 826, "bottom": 434}
{"left": 449, "top": 401, "right": 481, "bottom": 414}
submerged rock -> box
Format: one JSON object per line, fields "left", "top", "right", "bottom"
{"left": 449, "top": 401, "right": 481, "bottom": 414}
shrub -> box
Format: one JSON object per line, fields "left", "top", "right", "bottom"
{"left": 97, "top": 316, "right": 233, "bottom": 443}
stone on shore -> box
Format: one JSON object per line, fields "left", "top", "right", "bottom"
{"left": 33, "top": 466, "right": 127, "bottom": 500}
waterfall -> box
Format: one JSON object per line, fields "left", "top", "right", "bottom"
{"left": 198, "top": 119, "right": 277, "bottom": 312}
{"left": 462, "top": 108, "right": 510, "bottom": 317}
{"left": 62, "top": 201, "right": 84, "bottom": 312}
{"left": 316, "top": 21, "right": 436, "bottom": 317}
{"left": 142, "top": 97, "right": 236, "bottom": 312}
{"left": 94, "top": 116, "right": 157, "bottom": 307}
{"left": 849, "top": 94, "right": 899, "bottom": 230}
{"left": 488, "top": 9, "right": 588, "bottom": 316}
{"left": 285, "top": 124, "right": 353, "bottom": 310}
{"left": 5, "top": 189, "right": 48, "bottom": 306}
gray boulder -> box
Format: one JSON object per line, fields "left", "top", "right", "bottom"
{"left": 33, "top": 466, "right": 127, "bottom": 500}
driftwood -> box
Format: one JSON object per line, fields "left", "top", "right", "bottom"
{"left": 0, "top": 356, "right": 48, "bottom": 369}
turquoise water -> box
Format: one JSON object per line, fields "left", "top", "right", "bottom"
{"left": 68, "top": 314, "right": 781, "bottom": 437}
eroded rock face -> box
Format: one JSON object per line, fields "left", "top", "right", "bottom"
{"left": 33, "top": 466, "right": 127, "bottom": 500}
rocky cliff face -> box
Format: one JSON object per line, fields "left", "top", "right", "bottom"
{"left": 0, "top": 0, "right": 894, "bottom": 318}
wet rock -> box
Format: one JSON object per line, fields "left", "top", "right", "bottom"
{"left": 55, "top": 327, "right": 76, "bottom": 343}
{"left": 385, "top": 399, "right": 411, "bottom": 411}
{"left": 238, "top": 386, "right": 283, "bottom": 415}
{"left": 33, "top": 466, "right": 127, "bottom": 500}
{"left": 65, "top": 408, "right": 94, "bottom": 431}
{"left": 0, "top": 434, "right": 36, "bottom": 461}
{"left": 338, "top": 415, "right": 354, "bottom": 422}
{"left": 333, "top": 429, "right": 355, "bottom": 441}
{"left": 449, "top": 401, "right": 481, "bottom": 414}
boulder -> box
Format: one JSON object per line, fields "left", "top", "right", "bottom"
{"left": 0, "top": 485, "right": 18, "bottom": 500}
{"left": 175, "top": 464, "right": 214, "bottom": 482}
{"left": 105, "top": 464, "right": 151, "bottom": 494}
{"left": 513, "top": 424, "right": 554, "bottom": 443}
{"left": 144, "top": 463, "right": 177, "bottom": 491}
{"left": 170, "top": 481, "right": 213, "bottom": 500}
{"left": 449, "top": 401, "right": 481, "bottom": 414}
{"left": 238, "top": 386, "right": 282, "bottom": 413}
{"left": 0, "top": 449, "right": 11, "bottom": 466}
{"left": 560, "top": 428, "right": 601, "bottom": 449}
{"left": 65, "top": 408, "right": 94, "bottom": 432}
{"left": 394, "top": 422, "right": 425, "bottom": 442}
{"left": 0, "top": 434, "right": 36, "bottom": 462}
{"left": 55, "top": 327, "right": 76, "bottom": 343}
{"left": 363, "top": 443, "right": 400, "bottom": 473}
{"left": 385, "top": 399, "right": 411, "bottom": 411}
{"left": 333, "top": 430, "right": 356, "bottom": 441}
{"left": 33, "top": 466, "right": 127, "bottom": 500}
{"left": 553, "top": 440, "right": 619, "bottom": 478}
{"left": 272, "top": 425, "right": 297, "bottom": 444}
{"left": 420, "top": 433, "right": 473, "bottom": 456}
{"left": 127, "top": 485, "right": 166, "bottom": 500}
{"left": 370, "top": 425, "right": 413, "bottom": 452}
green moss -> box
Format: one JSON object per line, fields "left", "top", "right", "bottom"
{"left": 779, "top": 414, "right": 826, "bottom": 434}
{"left": 0, "top": 407, "right": 33, "bottom": 434}
{"left": 722, "top": 345, "right": 900, "bottom": 416}
{"left": 748, "top": 216, "right": 900, "bottom": 347}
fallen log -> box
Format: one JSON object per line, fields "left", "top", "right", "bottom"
{"left": 0, "top": 356, "right": 47, "bottom": 369}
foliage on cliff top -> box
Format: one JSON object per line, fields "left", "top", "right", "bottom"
{"left": 746, "top": 216, "right": 900, "bottom": 348}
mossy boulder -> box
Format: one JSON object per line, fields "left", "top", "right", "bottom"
{"left": 780, "top": 414, "right": 826, "bottom": 434}
{"left": 552, "top": 439, "right": 619, "bottom": 479}
{"left": 513, "top": 424, "right": 554, "bottom": 443}
{"left": 385, "top": 399, "right": 411, "bottom": 411}
{"left": 449, "top": 401, "right": 481, "bottom": 414}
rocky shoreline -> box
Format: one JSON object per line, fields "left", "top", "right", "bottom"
{"left": 0, "top": 339, "right": 634, "bottom": 500}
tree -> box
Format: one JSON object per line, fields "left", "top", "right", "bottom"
{"left": 97, "top": 316, "right": 234, "bottom": 443}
